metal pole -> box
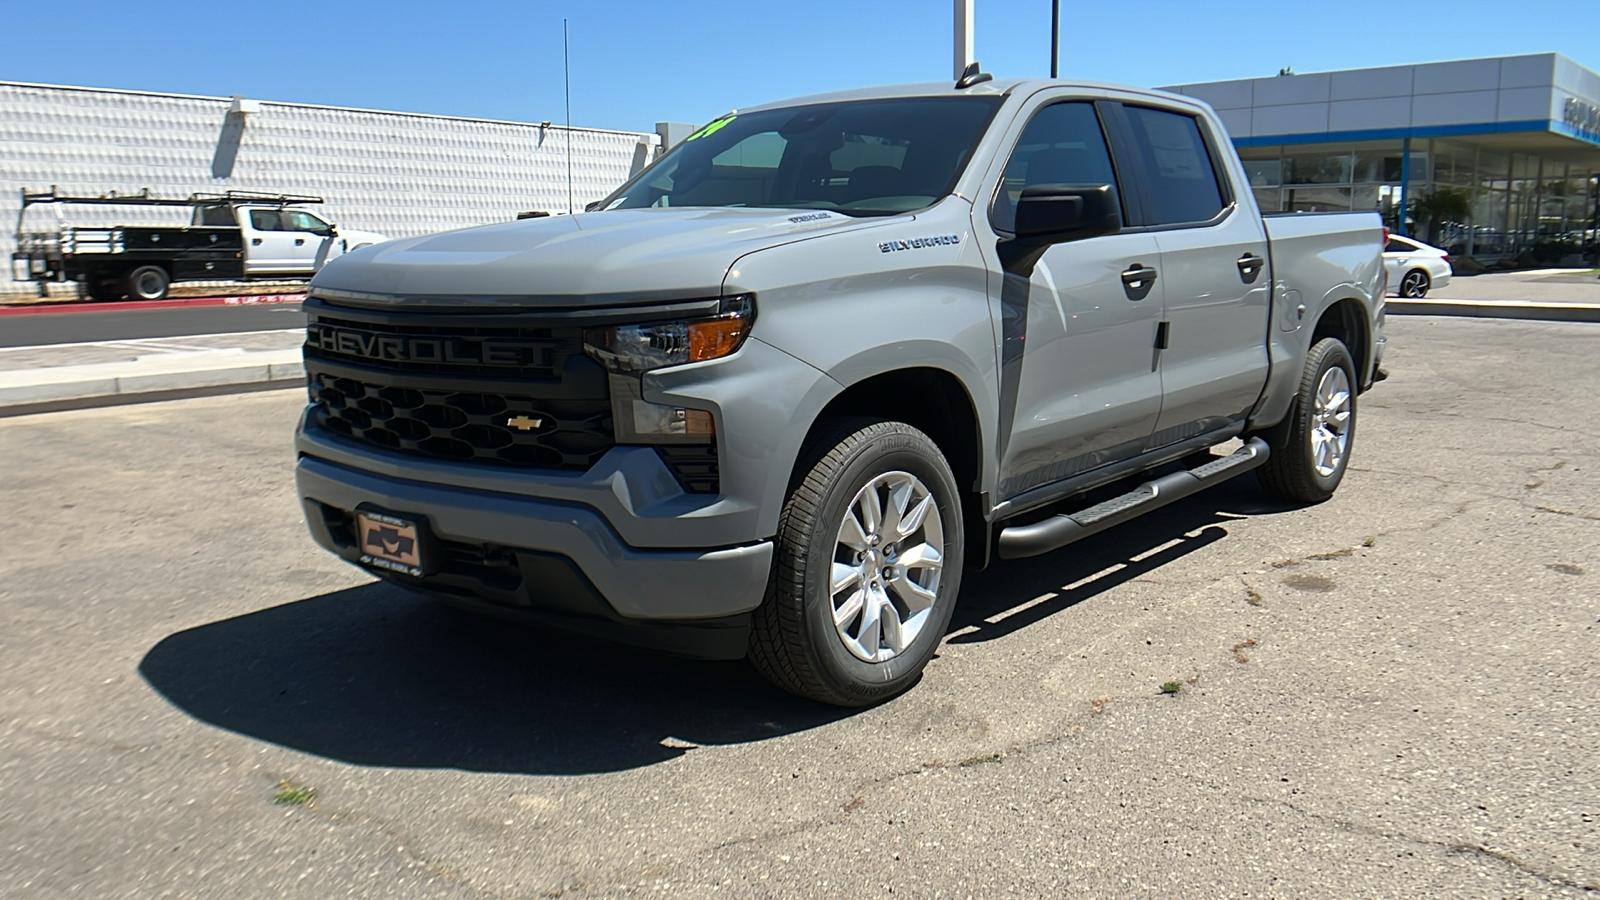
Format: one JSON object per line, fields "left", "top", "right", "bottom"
{"left": 564, "top": 18, "right": 573, "bottom": 215}
{"left": 1050, "top": 0, "right": 1059, "bottom": 78}
{"left": 1397, "top": 137, "right": 1411, "bottom": 237}
{"left": 954, "top": 0, "right": 973, "bottom": 80}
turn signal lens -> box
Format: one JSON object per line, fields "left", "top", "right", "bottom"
{"left": 583, "top": 294, "right": 755, "bottom": 374}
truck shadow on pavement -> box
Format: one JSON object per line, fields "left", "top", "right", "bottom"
{"left": 947, "top": 477, "right": 1294, "bottom": 643}
{"left": 138, "top": 478, "right": 1295, "bottom": 776}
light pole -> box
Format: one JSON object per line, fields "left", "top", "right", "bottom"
{"left": 1051, "top": 0, "right": 1060, "bottom": 78}
{"left": 954, "top": 0, "right": 974, "bottom": 81}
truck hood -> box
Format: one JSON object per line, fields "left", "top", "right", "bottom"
{"left": 310, "top": 207, "right": 898, "bottom": 307}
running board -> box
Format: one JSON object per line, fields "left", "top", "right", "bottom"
{"left": 996, "top": 438, "right": 1270, "bottom": 560}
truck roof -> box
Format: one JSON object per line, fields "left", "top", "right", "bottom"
{"left": 737, "top": 77, "right": 1202, "bottom": 114}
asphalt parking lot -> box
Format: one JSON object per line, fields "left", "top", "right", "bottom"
{"left": 1, "top": 316, "right": 1596, "bottom": 898}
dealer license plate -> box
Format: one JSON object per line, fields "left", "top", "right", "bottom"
{"left": 356, "top": 510, "right": 424, "bottom": 576}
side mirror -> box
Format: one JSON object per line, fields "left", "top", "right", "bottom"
{"left": 583, "top": 200, "right": 603, "bottom": 213}
{"left": 1013, "top": 183, "right": 1122, "bottom": 244}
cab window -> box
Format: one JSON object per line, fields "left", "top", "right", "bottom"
{"left": 991, "top": 102, "right": 1120, "bottom": 234}
{"left": 284, "top": 210, "right": 331, "bottom": 234}
{"left": 248, "top": 210, "right": 284, "bottom": 231}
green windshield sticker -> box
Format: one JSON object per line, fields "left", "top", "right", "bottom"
{"left": 686, "top": 115, "right": 735, "bottom": 141}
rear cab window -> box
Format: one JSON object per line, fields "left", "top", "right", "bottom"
{"left": 1121, "top": 105, "right": 1229, "bottom": 226}
{"left": 248, "top": 210, "right": 284, "bottom": 231}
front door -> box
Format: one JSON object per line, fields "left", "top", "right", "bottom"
{"left": 986, "top": 100, "right": 1165, "bottom": 502}
{"left": 281, "top": 208, "right": 339, "bottom": 273}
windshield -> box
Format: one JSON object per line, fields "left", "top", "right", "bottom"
{"left": 601, "top": 96, "right": 1003, "bottom": 217}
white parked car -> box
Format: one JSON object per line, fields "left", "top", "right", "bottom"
{"left": 1384, "top": 235, "right": 1452, "bottom": 298}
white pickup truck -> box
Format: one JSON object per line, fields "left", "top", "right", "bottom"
{"left": 11, "top": 189, "right": 389, "bottom": 300}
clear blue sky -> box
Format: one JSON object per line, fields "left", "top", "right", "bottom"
{"left": 3, "top": 0, "right": 1597, "bottom": 133}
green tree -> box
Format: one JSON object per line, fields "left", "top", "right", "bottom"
{"left": 1408, "top": 187, "right": 1472, "bottom": 245}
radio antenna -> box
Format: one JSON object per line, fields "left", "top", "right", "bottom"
{"left": 572, "top": 17, "right": 579, "bottom": 216}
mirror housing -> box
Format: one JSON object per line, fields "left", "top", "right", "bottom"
{"left": 1013, "top": 183, "right": 1122, "bottom": 244}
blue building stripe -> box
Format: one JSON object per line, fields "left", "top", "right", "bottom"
{"left": 1232, "top": 119, "right": 1570, "bottom": 148}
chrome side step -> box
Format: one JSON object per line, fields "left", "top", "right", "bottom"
{"left": 996, "top": 438, "right": 1270, "bottom": 560}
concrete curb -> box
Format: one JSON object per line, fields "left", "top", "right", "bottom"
{"left": 1387, "top": 298, "right": 1600, "bottom": 322}
{"left": 0, "top": 349, "right": 304, "bottom": 414}
{"left": 0, "top": 293, "right": 305, "bottom": 316}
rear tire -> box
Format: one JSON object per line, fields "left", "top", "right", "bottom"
{"left": 125, "top": 265, "right": 170, "bottom": 301}
{"left": 1257, "top": 337, "right": 1357, "bottom": 503}
{"left": 748, "top": 419, "right": 964, "bottom": 707}
{"left": 1399, "top": 268, "right": 1430, "bottom": 298}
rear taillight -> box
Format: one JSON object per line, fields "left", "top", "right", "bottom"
{"left": 1441, "top": 254, "right": 1450, "bottom": 265}
{"left": 1382, "top": 226, "right": 1390, "bottom": 245}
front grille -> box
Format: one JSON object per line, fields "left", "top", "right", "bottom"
{"left": 309, "top": 373, "right": 612, "bottom": 469}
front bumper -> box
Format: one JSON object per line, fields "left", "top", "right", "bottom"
{"left": 296, "top": 454, "right": 773, "bottom": 658}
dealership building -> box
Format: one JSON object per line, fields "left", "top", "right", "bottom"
{"left": 1165, "top": 53, "right": 1600, "bottom": 260}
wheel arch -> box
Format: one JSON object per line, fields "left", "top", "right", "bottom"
{"left": 1311, "top": 295, "right": 1373, "bottom": 389}
{"left": 800, "top": 366, "right": 988, "bottom": 565}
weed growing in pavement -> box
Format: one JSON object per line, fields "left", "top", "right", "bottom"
{"left": 274, "top": 780, "right": 315, "bottom": 806}
{"left": 957, "top": 752, "right": 1003, "bottom": 768}
{"left": 1362, "top": 536, "right": 1377, "bottom": 548}
{"left": 1160, "top": 681, "right": 1182, "bottom": 695}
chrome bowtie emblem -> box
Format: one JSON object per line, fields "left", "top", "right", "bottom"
{"left": 505, "top": 415, "right": 544, "bottom": 431}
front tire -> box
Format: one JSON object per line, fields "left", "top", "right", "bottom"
{"left": 748, "top": 419, "right": 964, "bottom": 707}
{"left": 1257, "top": 337, "right": 1357, "bottom": 503}
{"left": 126, "top": 265, "right": 170, "bottom": 301}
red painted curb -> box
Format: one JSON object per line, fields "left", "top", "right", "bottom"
{"left": 0, "top": 293, "right": 306, "bottom": 317}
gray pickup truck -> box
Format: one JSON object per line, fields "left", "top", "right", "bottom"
{"left": 295, "top": 71, "right": 1386, "bottom": 706}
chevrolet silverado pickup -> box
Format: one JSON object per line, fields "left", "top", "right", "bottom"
{"left": 295, "top": 69, "right": 1386, "bottom": 706}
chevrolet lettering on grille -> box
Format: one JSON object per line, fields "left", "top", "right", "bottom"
{"left": 307, "top": 324, "right": 554, "bottom": 368}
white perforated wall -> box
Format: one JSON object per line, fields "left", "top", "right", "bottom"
{"left": 1, "top": 81, "right": 657, "bottom": 295}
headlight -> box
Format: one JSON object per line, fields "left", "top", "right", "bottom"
{"left": 582, "top": 294, "right": 754, "bottom": 373}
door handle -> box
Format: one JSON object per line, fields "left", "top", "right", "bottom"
{"left": 294, "top": 238, "right": 305, "bottom": 246}
{"left": 1237, "top": 252, "right": 1265, "bottom": 282}
{"left": 1121, "top": 264, "right": 1158, "bottom": 294}
{"left": 251, "top": 237, "right": 262, "bottom": 245}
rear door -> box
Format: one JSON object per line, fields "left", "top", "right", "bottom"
{"left": 980, "top": 97, "right": 1166, "bottom": 503}
{"left": 242, "top": 208, "right": 297, "bottom": 274}
{"left": 1113, "top": 103, "right": 1271, "bottom": 446}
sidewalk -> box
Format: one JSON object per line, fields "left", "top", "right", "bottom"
{"left": 0, "top": 329, "right": 304, "bottom": 415}
{"left": 1389, "top": 268, "right": 1600, "bottom": 321}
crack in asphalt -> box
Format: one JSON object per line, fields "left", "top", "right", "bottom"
{"left": 1237, "top": 791, "right": 1599, "bottom": 894}
{"left": 1360, "top": 405, "right": 1600, "bottom": 442}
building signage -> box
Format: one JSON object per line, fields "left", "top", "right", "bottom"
{"left": 1563, "top": 96, "right": 1600, "bottom": 141}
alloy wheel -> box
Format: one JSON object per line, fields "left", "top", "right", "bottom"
{"left": 1310, "top": 365, "right": 1352, "bottom": 477}
{"left": 829, "top": 470, "right": 944, "bottom": 663}
{"left": 1400, "top": 270, "right": 1429, "bottom": 298}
